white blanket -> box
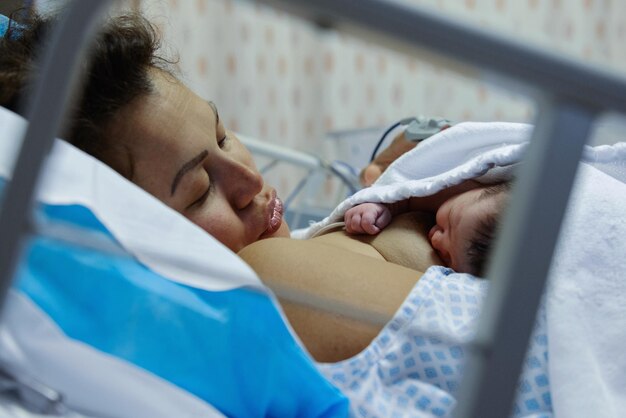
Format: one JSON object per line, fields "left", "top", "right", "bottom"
{"left": 301, "top": 121, "right": 626, "bottom": 417}
{"left": 547, "top": 164, "right": 626, "bottom": 417}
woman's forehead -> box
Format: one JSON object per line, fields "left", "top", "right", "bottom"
{"left": 112, "top": 74, "right": 216, "bottom": 185}
{"left": 152, "top": 72, "right": 210, "bottom": 117}
{"left": 130, "top": 75, "right": 215, "bottom": 140}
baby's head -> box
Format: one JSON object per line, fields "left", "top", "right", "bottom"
{"left": 428, "top": 182, "right": 511, "bottom": 275}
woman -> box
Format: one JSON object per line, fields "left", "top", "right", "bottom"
{"left": 1, "top": 13, "right": 443, "bottom": 362}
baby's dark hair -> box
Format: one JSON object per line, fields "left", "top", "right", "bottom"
{"left": 466, "top": 182, "right": 512, "bottom": 276}
{"left": 0, "top": 11, "right": 174, "bottom": 178}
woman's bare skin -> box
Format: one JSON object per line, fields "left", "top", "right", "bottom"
{"left": 239, "top": 212, "right": 441, "bottom": 362}
{"left": 318, "top": 211, "right": 442, "bottom": 272}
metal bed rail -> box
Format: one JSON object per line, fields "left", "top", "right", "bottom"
{"left": 0, "top": 0, "right": 114, "bottom": 318}
{"left": 0, "top": 0, "right": 114, "bottom": 413}
{"left": 0, "top": 0, "right": 623, "bottom": 417}
{"left": 239, "top": 133, "right": 360, "bottom": 193}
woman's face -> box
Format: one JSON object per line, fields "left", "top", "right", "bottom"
{"left": 107, "top": 70, "right": 290, "bottom": 252}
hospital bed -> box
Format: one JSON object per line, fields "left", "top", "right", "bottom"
{"left": 1, "top": 0, "right": 625, "bottom": 416}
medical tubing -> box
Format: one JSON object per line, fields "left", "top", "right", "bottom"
{"left": 369, "top": 121, "right": 402, "bottom": 163}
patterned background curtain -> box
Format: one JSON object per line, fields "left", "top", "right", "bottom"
{"left": 32, "top": 0, "right": 626, "bottom": 210}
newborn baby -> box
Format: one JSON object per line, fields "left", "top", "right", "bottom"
{"left": 344, "top": 182, "right": 510, "bottom": 275}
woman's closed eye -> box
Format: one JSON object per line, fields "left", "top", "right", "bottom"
{"left": 188, "top": 184, "right": 211, "bottom": 209}
{"left": 218, "top": 134, "right": 228, "bottom": 148}
{"left": 186, "top": 133, "right": 228, "bottom": 210}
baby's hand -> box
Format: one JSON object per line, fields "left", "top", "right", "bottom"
{"left": 344, "top": 203, "right": 392, "bottom": 235}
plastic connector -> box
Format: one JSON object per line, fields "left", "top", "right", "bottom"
{"left": 404, "top": 117, "right": 453, "bottom": 142}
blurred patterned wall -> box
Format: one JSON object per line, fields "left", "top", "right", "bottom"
{"left": 134, "top": 0, "right": 626, "bottom": 207}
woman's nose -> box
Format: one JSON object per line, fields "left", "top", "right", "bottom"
{"left": 223, "top": 156, "right": 264, "bottom": 209}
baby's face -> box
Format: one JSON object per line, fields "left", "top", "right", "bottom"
{"left": 428, "top": 188, "right": 491, "bottom": 272}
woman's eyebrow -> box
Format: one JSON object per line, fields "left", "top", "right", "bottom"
{"left": 171, "top": 150, "right": 209, "bottom": 196}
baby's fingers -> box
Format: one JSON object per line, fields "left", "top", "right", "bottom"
{"left": 375, "top": 208, "right": 392, "bottom": 230}
{"left": 346, "top": 212, "right": 365, "bottom": 233}
{"left": 361, "top": 211, "right": 382, "bottom": 235}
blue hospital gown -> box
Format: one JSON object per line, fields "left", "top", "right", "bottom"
{"left": 318, "top": 267, "right": 552, "bottom": 418}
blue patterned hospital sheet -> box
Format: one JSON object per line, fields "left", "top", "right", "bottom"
{"left": 318, "top": 267, "right": 552, "bottom": 418}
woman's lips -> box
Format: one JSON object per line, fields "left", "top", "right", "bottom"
{"left": 262, "top": 191, "right": 284, "bottom": 237}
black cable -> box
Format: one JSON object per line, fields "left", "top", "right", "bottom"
{"left": 369, "top": 121, "right": 401, "bottom": 163}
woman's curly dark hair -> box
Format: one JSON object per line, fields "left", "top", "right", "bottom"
{"left": 0, "top": 11, "right": 174, "bottom": 177}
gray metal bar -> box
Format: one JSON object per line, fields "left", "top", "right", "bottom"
{"left": 240, "top": 134, "right": 360, "bottom": 193}
{"left": 0, "top": 365, "right": 65, "bottom": 415}
{"left": 239, "top": 134, "right": 321, "bottom": 168}
{"left": 454, "top": 100, "right": 595, "bottom": 417}
{"left": 0, "top": 0, "right": 114, "bottom": 317}
{"left": 256, "top": 0, "right": 626, "bottom": 113}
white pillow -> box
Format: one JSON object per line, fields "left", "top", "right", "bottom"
{"left": 0, "top": 106, "right": 262, "bottom": 292}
